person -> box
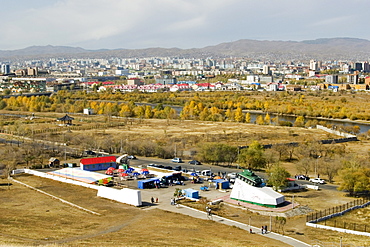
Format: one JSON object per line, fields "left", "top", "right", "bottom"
{"left": 261, "top": 226, "right": 264, "bottom": 234}
{"left": 206, "top": 207, "right": 212, "bottom": 220}
{"left": 170, "top": 198, "right": 174, "bottom": 205}
{"left": 249, "top": 228, "right": 253, "bottom": 234}
{"left": 264, "top": 225, "right": 268, "bottom": 234}
{"left": 151, "top": 197, "right": 154, "bottom": 204}
{"left": 155, "top": 197, "right": 158, "bottom": 203}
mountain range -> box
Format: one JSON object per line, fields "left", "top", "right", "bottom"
{"left": 1, "top": 38, "right": 370, "bottom": 60}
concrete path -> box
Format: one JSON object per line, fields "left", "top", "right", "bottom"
{"left": 154, "top": 202, "right": 311, "bottom": 247}
{"left": 141, "top": 185, "right": 310, "bottom": 247}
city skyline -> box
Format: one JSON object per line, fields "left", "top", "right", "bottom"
{"left": 1, "top": 0, "right": 370, "bottom": 51}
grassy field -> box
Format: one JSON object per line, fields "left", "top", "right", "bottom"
{"left": 1, "top": 111, "right": 370, "bottom": 246}
{"left": 1, "top": 173, "right": 369, "bottom": 247}
{"left": 0, "top": 175, "right": 287, "bottom": 247}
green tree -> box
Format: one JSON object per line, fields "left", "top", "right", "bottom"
{"left": 267, "top": 164, "right": 291, "bottom": 190}
{"left": 237, "top": 141, "right": 266, "bottom": 169}
{"left": 338, "top": 163, "right": 370, "bottom": 196}
{"left": 197, "top": 143, "right": 238, "bottom": 166}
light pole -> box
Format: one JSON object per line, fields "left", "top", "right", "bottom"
{"left": 315, "top": 155, "right": 321, "bottom": 178}
{"left": 269, "top": 215, "right": 272, "bottom": 233}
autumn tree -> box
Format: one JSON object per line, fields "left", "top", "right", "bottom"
{"left": 232, "top": 107, "right": 243, "bottom": 122}
{"left": 338, "top": 158, "right": 370, "bottom": 196}
{"left": 295, "top": 157, "right": 312, "bottom": 176}
{"left": 294, "top": 116, "right": 305, "bottom": 127}
{"left": 197, "top": 143, "right": 238, "bottom": 166}
{"left": 245, "top": 112, "right": 251, "bottom": 123}
{"left": 267, "top": 164, "right": 291, "bottom": 190}
{"left": 237, "top": 141, "right": 267, "bottom": 169}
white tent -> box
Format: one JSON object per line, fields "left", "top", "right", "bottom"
{"left": 230, "top": 178, "right": 285, "bottom": 207}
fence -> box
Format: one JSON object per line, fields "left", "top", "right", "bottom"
{"left": 306, "top": 198, "right": 370, "bottom": 223}
{"left": 0, "top": 122, "right": 127, "bottom": 136}
{"left": 306, "top": 198, "right": 370, "bottom": 235}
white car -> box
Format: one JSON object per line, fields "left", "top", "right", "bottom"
{"left": 309, "top": 178, "right": 326, "bottom": 184}
{"left": 171, "top": 157, "right": 183, "bottom": 163}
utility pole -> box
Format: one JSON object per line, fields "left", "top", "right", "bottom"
{"left": 270, "top": 215, "right": 272, "bottom": 233}
{"left": 315, "top": 155, "right": 321, "bottom": 178}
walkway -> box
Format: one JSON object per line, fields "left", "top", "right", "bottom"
{"left": 141, "top": 184, "right": 310, "bottom": 247}
{"left": 155, "top": 202, "right": 310, "bottom": 247}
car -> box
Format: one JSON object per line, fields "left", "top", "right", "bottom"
{"left": 84, "top": 150, "right": 96, "bottom": 156}
{"left": 174, "top": 165, "right": 182, "bottom": 171}
{"left": 127, "top": 155, "right": 137, "bottom": 159}
{"left": 164, "top": 166, "right": 173, "bottom": 170}
{"left": 296, "top": 174, "right": 310, "bottom": 180}
{"left": 309, "top": 178, "right": 326, "bottom": 184}
{"left": 148, "top": 163, "right": 156, "bottom": 167}
{"left": 171, "top": 158, "right": 183, "bottom": 163}
{"left": 188, "top": 160, "right": 201, "bottom": 165}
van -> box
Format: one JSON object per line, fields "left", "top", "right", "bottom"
{"left": 201, "top": 170, "right": 212, "bottom": 176}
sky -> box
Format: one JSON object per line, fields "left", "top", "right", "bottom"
{"left": 1, "top": 0, "right": 370, "bottom": 51}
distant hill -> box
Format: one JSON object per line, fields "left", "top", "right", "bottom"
{"left": 0, "top": 45, "right": 88, "bottom": 58}
{"left": 1, "top": 38, "right": 370, "bottom": 60}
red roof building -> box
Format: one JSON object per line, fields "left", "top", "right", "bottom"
{"left": 80, "top": 156, "right": 117, "bottom": 171}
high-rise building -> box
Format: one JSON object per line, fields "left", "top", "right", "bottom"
{"left": 1, "top": 64, "right": 10, "bottom": 74}
{"left": 325, "top": 75, "right": 338, "bottom": 84}
{"left": 262, "top": 65, "right": 271, "bottom": 75}
{"left": 362, "top": 62, "right": 370, "bottom": 72}
{"left": 309, "top": 60, "right": 318, "bottom": 71}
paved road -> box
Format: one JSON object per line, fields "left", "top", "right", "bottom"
{"left": 140, "top": 183, "right": 310, "bottom": 247}
{"left": 130, "top": 156, "right": 243, "bottom": 176}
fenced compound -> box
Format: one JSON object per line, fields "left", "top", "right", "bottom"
{"left": 306, "top": 197, "right": 370, "bottom": 236}
{"left": 306, "top": 198, "right": 370, "bottom": 223}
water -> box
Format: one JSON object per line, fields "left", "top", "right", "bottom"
{"left": 245, "top": 111, "right": 370, "bottom": 134}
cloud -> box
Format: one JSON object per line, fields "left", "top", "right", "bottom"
{"left": 1, "top": 0, "right": 370, "bottom": 50}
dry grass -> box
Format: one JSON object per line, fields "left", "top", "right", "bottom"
{"left": 1, "top": 111, "right": 370, "bottom": 246}
{"left": 0, "top": 175, "right": 286, "bottom": 247}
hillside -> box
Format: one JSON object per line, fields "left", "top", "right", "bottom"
{"left": 1, "top": 38, "right": 370, "bottom": 60}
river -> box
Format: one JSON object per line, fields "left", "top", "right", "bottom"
{"left": 243, "top": 111, "right": 370, "bottom": 134}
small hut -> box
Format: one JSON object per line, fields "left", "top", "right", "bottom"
{"left": 57, "top": 114, "right": 74, "bottom": 126}
{"left": 48, "top": 157, "right": 60, "bottom": 168}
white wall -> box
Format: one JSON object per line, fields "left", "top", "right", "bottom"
{"left": 17, "top": 169, "right": 142, "bottom": 207}
{"left": 97, "top": 187, "right": 142, "bottom": 206}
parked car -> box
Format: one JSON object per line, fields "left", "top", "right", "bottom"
{"left": 174, "top": 165, "right": 182, "bottom": 171}
{"left": 127, "top": 155, "right": 137, "bottom": 159}
{"left": 188, "top": 160, "right": 201, "bottom": 165}
{"left": 309, "top": 178, "right": 326, "bottom": 184}
{"left": 84, "top": 150, "right": 96, "bottom": 156}
{"left": 296, "top": 174, "right": 310, "bottom": 180}
{"left": 164, "top": 166, "right": 173, "bottom": 170}
{"left": 201, "top": 170, "right": 212, "bottom": 176}
{"left": 171, "top": 157, "right": 183, "bottom": 163}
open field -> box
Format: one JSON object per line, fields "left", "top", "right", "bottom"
{"left": 0, "top": 175, "right": 287, "bottom": 247}
{"left": 1, "top": 174, "right": 370, "bottom": 247}
{"left": 1, "top": 110, "right": 370, "bottom": 246}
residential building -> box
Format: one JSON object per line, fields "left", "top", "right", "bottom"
{"left": 325, "top": 75, "right": 338, "bottom": 84}
{"left": 1, "top": 64, "right": 10, "bottom": 74}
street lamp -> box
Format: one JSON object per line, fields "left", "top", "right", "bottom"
{"left": 315, "top": 155, "right": 321, "bottom": 178}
